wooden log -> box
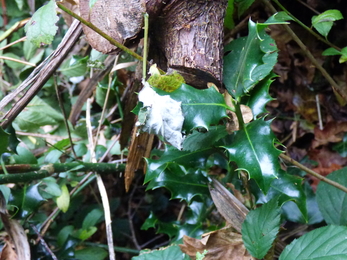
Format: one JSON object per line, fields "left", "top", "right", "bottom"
{"left": 149, "top": 0, "right": 228, "bottom": 88}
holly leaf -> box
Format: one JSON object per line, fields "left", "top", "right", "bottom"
{"left": 137, "top": 82, "right": 184, "bottom": 149}
{"left": 182, "top": 125, "right": 228, "bottom": 152}
{"left": 223, "top": 19, "right": 278, "bottom": 99}
{"left": 245, "top": 74, "right": 275, "bottom": 119}
{"left": 166, "top": 84, "right": 228, "bottom": 132}
{"left": 279, "top": 225, "right": 347, "bottom": 260}
{"left": 25, "top": 0, "right": 59, "bottom": 47}
{"left": 223, "top": 119, "right": 282, "bottom": 194}
{"left": 242, "top": 199, "right": 281, "bottom": 259}
{"left": 144, "top": 147, "right": 215, "bottom": 202}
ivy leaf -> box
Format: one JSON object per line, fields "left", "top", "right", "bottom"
{"left": 242, "top": 199, "right": 281, "bottom": 259}
{"left": 223, "top": 20, "right": 278, "bottom": 99}
{"left": 138, "top": 82, "right": 184, "bottom": 150}
{"left": 279, "top": 225, "right": 347, "bottom": 260}
{"left": 223, "top": 119, "right": 281, "bottom": 194}
{"left": 312, "top": 9, "right": 343, "bottom": 38}
{"left": 244, "top": 74, "right": 275, "bottom": 119}
{"left": 316, "top": 168, "right": 347, "bottom": 225}
{"left": 166, "top": 84, "right": 228, "bottom": 132}
{"left": 24, "top": 0, "right": 59, "bottom": 47}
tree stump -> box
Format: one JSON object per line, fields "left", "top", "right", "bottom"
{"left": 149, "top": 0, "right": 228, "bottom": 88}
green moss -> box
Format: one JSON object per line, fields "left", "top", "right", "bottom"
{"left": 148, "top": 71, "right": 185, "bottom": 92}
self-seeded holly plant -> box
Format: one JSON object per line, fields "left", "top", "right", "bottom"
{"left": 1, "top": 0, "right": 347, "bottom": 260}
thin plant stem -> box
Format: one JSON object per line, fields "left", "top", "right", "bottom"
{"left": 280, "top": 153, "right": 347, "bottom": 193}
{"left": 54, "top": 75, "right": 77, "bottom": 158}
{"left": 271, "top": 0, "right": 341, "bottom": 51}
{"left": 263, "top": 0, "right": 347, "bottom": 102}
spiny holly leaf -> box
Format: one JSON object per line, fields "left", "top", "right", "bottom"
{"left": 160, "top": 84, "right": 228, "bottom": 132}
{"left": 182, "top": 125, "right": 228, "bottom": 152}
{"left": 270, "top": 172, "right": 307, "bottom": 222}
{"left": 145, "top": 162, "right": 209, "bottom": 203}
{"left": 244, "top": 73, "right": 276, "bottom": 119}
{"left": 223, "top": 20, "right": 278, "bottom": 99}
{"left": 145, "top": 147, "right": 215, "bottom": 183}
{"left": 223, "top": 119, "right": 281, "bottom": 194}
{"left": 0, "top": 128, "right": 10, "bottom": 155}
{"left": 25, "top": 0, "right": 59, "bottom": 47}
{"left": 282, "top": 181, "right": 323, "bottom": 225}
{"left": 279, "top": 225, "right": 347, "bottom": 260}
{"left": 316, "top": 168, "right": 347, "bottom": 225}
{"left": 242, "top": 199, "right": 281, "bottom": 259}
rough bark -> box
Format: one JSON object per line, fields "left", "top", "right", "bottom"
{"left": 149, "top": 0, "right": 228, "bottom": 88}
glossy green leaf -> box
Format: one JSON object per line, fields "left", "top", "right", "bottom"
{"left": 40, "top": 177, "right": 62, "bottom": 198}
{"left": 242, "top": 199, "right": 281, "bottom": 259}
{"left": 282, "top": 181, "right": 323, "bottom": 224}
{"left": 12, "top": 146, "right": 37, "bottom": 164}
{"left": 163, "top": 84, "right": 228, "bottom": 132}
{"left": 264, "top": 11, "right": 293, "bottom": 24}
{"left": 56, "top": 184, "right": 70, "bottom": 213}
{"left": 279, "top": 225, "right": 347, "bottom": 260}
{"left": 146, "top": 161, "right": 209, "bottom": 203}
{"left": 244, "top": 74, "right": 275, "bottom": 119}
{"left": 223, "top": 20, "right": 278, "bottom": 99}
{"left": 322, "top": 47, "right": 342, "bottom": 56}
{"left": 75, "top": 247, "right": 108, "bottom": 260}
{"left": 224, "top": 0, "right": 235, "bottom": 29}
{"left": 183, "top": 126, "right": 228, "bottom": 151}
{"left": 312, "top": 9, "right": 343, "bottom": 38}
{"left": 14, "top": 96, "right": 63, "bottom": 131}
{"left": 235, "top": 0, "right": 255, "bottom": 17}
{"left": 82, "top": 208, "right": 103, "bottom": 229}
{"left": 23, "top": 40, "right": 38, "bottom": 61}
{"left": 59, "top": 55, "right": 88, "bottom": 78}
{"left": 76, "top": 226, "right": 98, "bottom": 240}
{"left": 0, "top": 128, "right": 9, "bottom": 155}
{"left": 145, "top": 147, "right": 214, "bottom": 184}
{"left": 5, "top": 125, "right": 19, "bottom": 153}
{"left": 316, "top": 168, "right": 347, "bottom": 225}
{"left": 133, "top": 243, "right": 190, "bottom": 260}
{"left": 333, "top": 133, "right": 347, "bottom": 157}
{"left": 223, "top": 119, "right": 281, "bottom": 193}
{"left": 10, "top": 183, "right": 45, "bottom": 218}
{"left": 2, "top": 53, "right": 26, "bottom": 69}
{"left": 24, "top": 0, "right": 59, "bottom": 47}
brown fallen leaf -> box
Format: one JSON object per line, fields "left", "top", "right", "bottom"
{"left": 312, "top": 121, "right": 347, "bottom": 148}
{"left": 0, "top": 237, "right": 18, "bottom": 260}
{"left": 0, "top": 191, "right": 30, "bottom": 260}
{"left": 179, "top": 226, "right": 254, "bottom": 260}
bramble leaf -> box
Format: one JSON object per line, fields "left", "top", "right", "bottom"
{"left": 25, "top": 0, "right": 59, "bottom": 47}
{"left": 280, "top": 225, "right": 347, "bottom": 259}
{"left": 316, "top": 168, "right": 347, "bottom": 225}
{"left": 242, "top": 199, "right": 281, "bottom": 259}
